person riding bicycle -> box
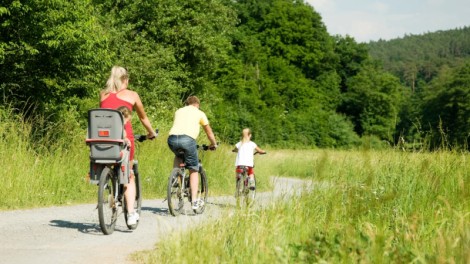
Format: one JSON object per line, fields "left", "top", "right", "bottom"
{"left": 167, "top": 96, "right": 217, "bottom": 210}
{"left": 232, "top": 128, "right": 266, "bottom": 189}
{"left": 100, "top": 66, "right": 157, "bottom": 226}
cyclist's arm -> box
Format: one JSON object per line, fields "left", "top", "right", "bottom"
{"left": 255, "top": 146, "right": 266, "bottom": 154}
{"left": 203, "top": 124, "right": 217, "bottom": 147}
{"left": 134, "top": 93, "right": 157, "bottom": 139}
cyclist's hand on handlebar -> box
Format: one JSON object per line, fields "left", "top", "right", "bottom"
{"left": 209, "top": 143, "right": 217, "bottom": 150}
{"left": 125, "top": 138, "right": 132, "bottom": 147}
{"left": 147, "top": 129, "right": 159, "bottom": 140}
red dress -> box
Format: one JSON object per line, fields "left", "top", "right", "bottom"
{"left": 100, "top": 91, "right": 135, "bottom": 160}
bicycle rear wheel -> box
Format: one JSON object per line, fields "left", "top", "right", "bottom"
{"left": 124, "top": 162, "right": 142, "bottom": 230}
{"left": 98, "top": 166, "right": 118, "bottom": 235}
{"left": 167, "top": 168, "right": 184, "bottom": 216}
{"left": 193, "top": 167, "right": 208, "bottom": 214}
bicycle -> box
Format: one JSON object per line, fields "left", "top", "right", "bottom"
{"left": 234, "top": 151, "right": 266, "bottom": 208}
{"left": 86, "top": 108, "right": 156, "bottom": 235}
{"left": 167, "top": 144, "right": 213, "bottom": 216}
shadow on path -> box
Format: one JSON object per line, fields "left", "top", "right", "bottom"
{"left": 49, "top": 219, "right": 103, "bottom": 235}
{"left": 141, "top": 206, "right": 168, "bottom": 216}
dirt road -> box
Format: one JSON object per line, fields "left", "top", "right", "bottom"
{"left": 0, "top": 177, "right": 312, "bottom": 264}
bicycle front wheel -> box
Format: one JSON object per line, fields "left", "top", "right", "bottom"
{"left": 235, "top": 174, "right": 243, "bottom": 208}
{"left": 193, "top": 167, "right": 208, "bottom": 214}
{"left": 124, "top": 162, "right": 142, "bottom": 230}
{"left": 167, "top": 168, "right": 184, "bottom": 216}
{"left": 98, "top": 166, "right": 118, "bottom": 235}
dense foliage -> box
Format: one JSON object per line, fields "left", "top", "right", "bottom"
{"left": 1, "top": 0, "right": 469, "bottom": 149}
{"left": 369, "top": 27, "right": 470, "bottom": 149}
{"left": 0, "top": 0, "right": 111, "bottom": 116}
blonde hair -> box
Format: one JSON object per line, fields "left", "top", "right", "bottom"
{"left": 241, "top": 128, "right": 251, "bottom": 143}
{"left": 104, "top": 66, "right": 128, "bottom": 93}
{"left": 117, "top": 106, "right": 131, "bottom": 119}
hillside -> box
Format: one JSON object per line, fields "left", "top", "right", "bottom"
{"left": 368, "top": 26, "right": 470, "bottom": 91}
{"left": 367, "top": 26, "right": 470, "bottom": 149}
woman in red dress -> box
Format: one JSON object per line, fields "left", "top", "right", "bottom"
{"left": 100, "top": 66, "right": 157, "bottom": 225}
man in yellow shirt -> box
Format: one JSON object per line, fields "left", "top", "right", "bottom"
{"left": 167, "top": 96, "right": 217, "bottom": 210}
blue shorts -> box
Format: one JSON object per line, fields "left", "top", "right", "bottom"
{"left": 167, "top": 135, "right": 199, "bottom": 171}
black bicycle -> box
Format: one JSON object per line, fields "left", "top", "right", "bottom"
{"left": 86, "top": 108, "right": 157, "bottom": 234}
{"left": 167, "top": 145, "right": 212, "bottom": 216}
{"left": 235, "top": 152, "right": 266, "bottom": 208}
{"left": 89, "top": 132, "right": 156, "bottom": 235}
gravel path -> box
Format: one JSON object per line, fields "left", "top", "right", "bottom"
{"left": 0, "top": 177, "right": 313, "bottom": 264}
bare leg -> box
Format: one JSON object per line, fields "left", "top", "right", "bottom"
{"left": 190, "top": 169, "right": 199, "bottom": 201}
{"left": 124, "top": 160, "right": 135, "bottom": 214}
{"left": 248, "top": 174, "right": 255, "bottom": 188}
{"left": 248, "top": 174, "right": 255, "bottom": 181}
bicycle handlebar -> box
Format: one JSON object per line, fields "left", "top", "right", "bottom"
{"left": 198, "top": 143, "right": 218, "bottom": 151}
{"left": 135, "top": 129, "right": 159, "bottom": 142}
{"left": 232, "top": 150, "right": 267, "bottom": 155}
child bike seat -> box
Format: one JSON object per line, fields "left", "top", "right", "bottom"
{"left": 86, "top": 108, "right": 126, "bottom": 162}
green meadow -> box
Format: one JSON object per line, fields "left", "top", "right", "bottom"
{"left": 2, "top": 114, "right": 469, "bottom": 263}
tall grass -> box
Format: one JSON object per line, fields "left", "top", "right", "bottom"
{"left": 134, "top": 149, "right": 469, "bottom": 263}
{"left": 1, "top": 107, "right": 95, "bottom": 209}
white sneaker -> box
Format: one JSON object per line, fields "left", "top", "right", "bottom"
{"left": 192, "top": 199, "right": 204, "bottom": 210}
{"left": 127, "top": 212, "right": 139, "bottom": 225}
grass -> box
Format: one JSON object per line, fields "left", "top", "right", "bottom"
{"left": 133, "top": 149, "right": 469, "bottom": 263}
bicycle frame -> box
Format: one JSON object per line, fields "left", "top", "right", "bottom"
{"left": 175, "top": 165, "right": 191, "bottom": 201}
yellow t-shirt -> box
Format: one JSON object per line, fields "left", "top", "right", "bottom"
{"left": 169, "top": 105, "right": 209, "bottom": 139}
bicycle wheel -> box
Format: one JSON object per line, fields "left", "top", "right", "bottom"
{"left": 235, "top": 174, "right": 243, "bottom": 208}
{"left": 167, "top": 168, "right": 184, "bottom": 216}
{"left": 124, "top": 162, "right": 142, "bottom": 230}
{"left": 246, "top": 176, "right": 256, "bottom": 207}
{"left": 193, "top": 167, "right": 208, "bottom": 214}
{"left": 98, "top": 166, "right": 118, "bottom": 235}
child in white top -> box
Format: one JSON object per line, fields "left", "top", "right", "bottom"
{"left": 232, "top": 128, "right": 266, "bottom": 188}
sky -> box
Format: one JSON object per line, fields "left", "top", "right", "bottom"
{"left": 306, "top": 0, "right": 470, "bottom": 43}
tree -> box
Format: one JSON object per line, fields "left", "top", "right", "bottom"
{"left": 420, "top": 61, "right": 470, "bottom": 149}
{"left": 340, "top": 64, "right": 404, "bottom": 141}
{"left": 92, "top": 0, "right": 237, "bottom": 112}
{"left": 211, "top": 0, "right": 358, "bottom": 147}
{"left": 333, "top": 35, "right": 369, "bottom": 92}
{"left": 0, "top": 0, "right": 111, "bottom": 117}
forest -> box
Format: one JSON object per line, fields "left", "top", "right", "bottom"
{"left": 1, "top": 0, "right": 469, "bottom": 150}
